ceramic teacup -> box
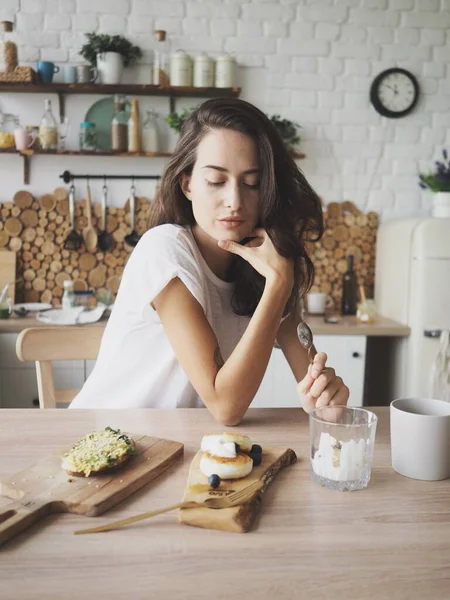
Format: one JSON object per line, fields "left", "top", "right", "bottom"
{"left": 390, "top": 397, "right": 450, "bottom": 481}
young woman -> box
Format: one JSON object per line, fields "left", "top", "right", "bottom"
{"left": 70, "top": 98, "right": 349, "bottom": 423}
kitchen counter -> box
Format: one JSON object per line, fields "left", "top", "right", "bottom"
{"left": 0, "top": 313, "right": 410, "bottom": 336}
{"left": 0, "top": 407, "right": 448, "bottom": 599}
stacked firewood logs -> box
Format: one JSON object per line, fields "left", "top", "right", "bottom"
{"left": 307, "top": 200, "right": 378, "bottom": 309}
{"left": 0, "top": 192, "right": 377, "bottom": 308}
{"left": 0, "top": 188, "right": 151, "bottom": 305}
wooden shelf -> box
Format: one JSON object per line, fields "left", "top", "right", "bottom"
{"left": 0, "top": 148, "right": 173, "bottom": 185}
{"left": 0, "top": 82, "right": 241, "bottom": 117}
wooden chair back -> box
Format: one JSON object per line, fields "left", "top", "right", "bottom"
{"left": 16, "top": 327, "right": 104, "bottom": 408}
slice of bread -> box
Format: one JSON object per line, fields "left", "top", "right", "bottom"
{"left": 61, "top": 427, "right": 136, "bottom": 477}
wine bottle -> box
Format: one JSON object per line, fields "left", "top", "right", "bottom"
{"left": 341, "top": 255, "right": 357, "bottom": 315}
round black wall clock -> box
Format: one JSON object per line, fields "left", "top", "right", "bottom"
{"left": 370, "top": 68, "right": 419, "bottom": 118}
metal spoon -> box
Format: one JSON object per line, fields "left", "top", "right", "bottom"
{"left": 297, "top": 321, "right": 315, "bottom": 365}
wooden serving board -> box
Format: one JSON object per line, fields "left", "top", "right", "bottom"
{"left": 0, "top": 434, "right": 183, "bottom": 547}
{"left": 179, "top": 446, "right": 296, "bottom": 533}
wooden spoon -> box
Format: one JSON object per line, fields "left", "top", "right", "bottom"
{"left": 82, "top": 181, "right": 97, "bottom": 253}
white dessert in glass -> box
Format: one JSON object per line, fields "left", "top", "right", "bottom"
{"left": 309, "top": 406, "right": 378, "bottom": 491}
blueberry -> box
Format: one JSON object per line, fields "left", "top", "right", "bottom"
{"left": 249, "top": 452, "right": 262, "bottom": 467}
{"left": 251, "top": 444, "right": 262, "bottom": 454}
{"left": 208, "top": 474, "right": 221, "bottom": 489}
{"left": 234, "top": 443, "right": 241, "bottom": 454}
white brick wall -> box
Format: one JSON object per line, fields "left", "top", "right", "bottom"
{"left": 0, "top": 0, "right": 449, "bottom": 221}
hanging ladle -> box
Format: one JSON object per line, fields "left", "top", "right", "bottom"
{"left": 63, "top": 183, "right": 83, "bottom": 251}
{"left": 124, "top": 180, "right": 141, "bottom": 247}
{"left": 97, "top": 182, "right": 115, "bottom": 252}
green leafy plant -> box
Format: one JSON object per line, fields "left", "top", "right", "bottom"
{"left": 419, "top": 149, "right": 450, "bottom": 192}
{"left": 80, "top": 33, "right": 142, "bottom": 67}
{"left": 165, "top": 107, "right": 197, "bottom": 134}
{"left": 269, "top": 114, "right": 301, "bottom": 153}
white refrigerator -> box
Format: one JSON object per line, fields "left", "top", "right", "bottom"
{"left": 375, "top": 217, "right": 450, "bottom": 399}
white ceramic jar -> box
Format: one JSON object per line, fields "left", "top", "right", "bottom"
{"left": 193, "top": 53, "right": 214, "bottom": 88}
{"left": 215, "top": 55, "right": 237, "bottom": 88}
{"left": 170, "top": 50, "right": 192, "bottom": 87}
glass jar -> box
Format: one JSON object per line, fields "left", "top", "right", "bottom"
{"left": 111, "top": 94, "right": 128, "bottom": 152}
{"left": 39, "top": 98, "right": 58, "bottom": 150}
{"left": 62, "top": 280, "right": 75, "bottom": 309}
{"left": 79, "top": 121, "right": 97, "bottom": 152}
{"left": 0, "top": 108, "right": 19, "bottom": 149}
{"left": 0, "top": 21, "right": 18, "bottom": 74}
{"left": 152, "top": 30, "right": 170, "bottom": 86}
{"left": 357, "top": 299, "right": 376, "bottom": 324}
{"left": 141, "top": 110, "right": 158, "bottom": 153}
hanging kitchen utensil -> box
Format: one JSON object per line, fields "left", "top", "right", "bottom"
{"left": 124, "top": 180, "right": 141, "bottom": 247}
{"left": 97, "top": 181, "right": 115, "bottom": 252}
{"left": 63, "top": 183, "right": 83, "bottom": 251}
{"left": 82, "top": 178, "right": 98, "bottom": 253}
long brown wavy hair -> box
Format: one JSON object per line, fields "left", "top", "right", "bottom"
{"left": 147, "top": 97, "right": 324, "bottom": 317}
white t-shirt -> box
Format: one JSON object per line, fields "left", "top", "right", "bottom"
{"left": 69, "top": 224, "right": 251, "bottom": 409}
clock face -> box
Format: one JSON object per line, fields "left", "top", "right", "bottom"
{"left": 370, "top": 68, "right": 419, "bottom": 118}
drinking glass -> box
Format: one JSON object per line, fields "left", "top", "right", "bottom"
{"left": 58, "top": 117, "right": 70, "bottom": 151}
{"left": 309, "top": 406, "right": 378, "bottom": 492}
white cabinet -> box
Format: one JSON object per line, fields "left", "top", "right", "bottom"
{"left": 251, "top": 335, "right": 367, "bottom": 408}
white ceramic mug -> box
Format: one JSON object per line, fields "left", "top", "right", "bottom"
{"left": 390, "top": 397, "right": 450, "bottom": 481}
{"left": 307, "top": 292, "right": 333, "bottom": 315}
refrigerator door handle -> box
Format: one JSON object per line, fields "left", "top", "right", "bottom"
{"left": 424, "top": 329, "right": 442, "bottom": 338}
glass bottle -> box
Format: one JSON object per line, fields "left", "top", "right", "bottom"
{"left": 62, "top": 280, "right": 75, "bottom": 309}
{"left": 341, "top": 255, "right": 358, "bottom": 316}
{"left": 39, "top": 99, "right": 58, "bottom": 150}
{"left": 152, "top": 30, "right": 169, "bottom": 87}
{"left": 127, "top": 98, "right": 141, "bottom": 153}
{"left": 141, "top": 110, "right": 158, "bottom": 153}
{"left": 111, "top": 94, "right": 128, "bottom": 152}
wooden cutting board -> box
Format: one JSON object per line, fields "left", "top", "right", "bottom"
{"left": 0, "top": 433, "right": 183, "bottom": 547}
{"left": 0, "top": 250, "right": 16, "bottom": 303}
{"left": 179, "top": 446, "right": 297, "bottom": 533}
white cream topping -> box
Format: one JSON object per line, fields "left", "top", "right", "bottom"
{"left": 311, "top": 432, "right": 369, "bottom": 482}
{"left": 201, "top": 437, "right": 237, "bottom": 458}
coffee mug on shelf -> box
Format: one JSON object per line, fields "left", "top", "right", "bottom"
{"left": 36, "top": 61, "right": 59, "bottom": 83}
{"left": 14, "top": 127, "right": 37, "bottom": 151}
{"left": 306, "top": 292, "right": 333, "bottom": 315}
{"left": 390, "top": 397, "right": 450, "bottom": 481}
{"left": 63, "top": 65, "right": 77, "bottom": 84}
{"left": 76, "top": 64, "right": 98, "bottom": 83}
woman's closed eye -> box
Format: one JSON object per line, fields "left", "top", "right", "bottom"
{"left": 205, "top": 179, "right": 260, "bottom": 189}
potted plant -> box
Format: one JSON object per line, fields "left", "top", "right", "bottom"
{"left": 269, "top": 114, "right": 302, "bottom": 155}
{"left": 165, "top": 107, "right": 197, "bottom": 134}
{"left": 80, "top": 33, "right": 142, "bottom": 84}
{"left": 419, "top": 149, "right": 450, "bottom": 217}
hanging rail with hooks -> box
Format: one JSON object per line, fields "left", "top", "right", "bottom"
{"left": 59, "top": 170, "right": 161, "bottom": 184}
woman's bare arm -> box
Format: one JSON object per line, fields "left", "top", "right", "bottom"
{"left": 153, "top": 275, "right": 290, "bottom": 426}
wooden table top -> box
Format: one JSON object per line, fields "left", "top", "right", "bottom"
{"left": 0, "top": 313, "right": 410, "bottom": 336}
{"left": 1, "top": 408, "right": 448, "bottom": 599}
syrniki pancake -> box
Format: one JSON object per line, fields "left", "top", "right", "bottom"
{"left": 200, "top": 451, "right": 253, "bottom": 480}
